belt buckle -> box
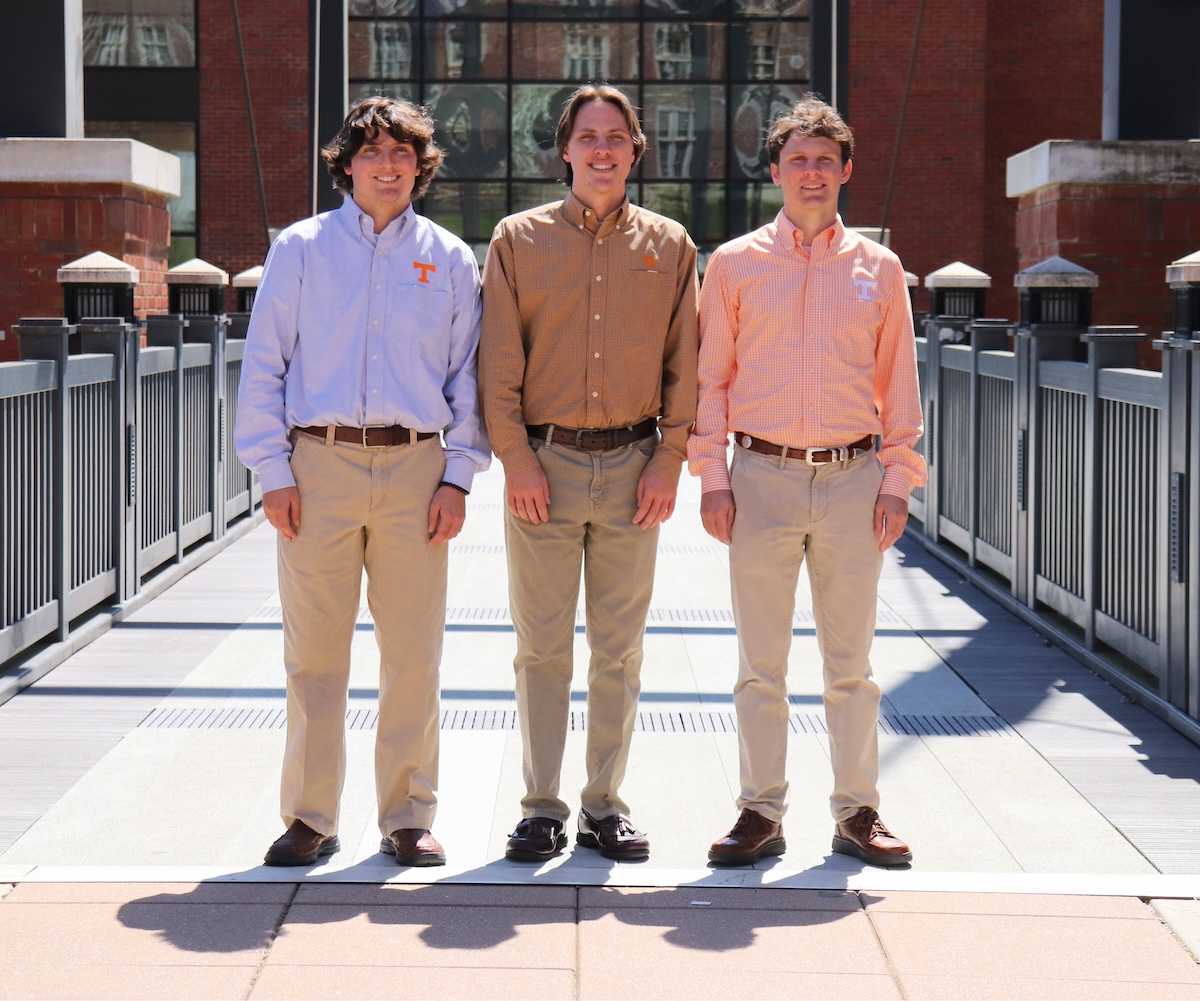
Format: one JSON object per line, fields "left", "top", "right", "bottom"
{"left": 805, "top": 445, "right": 849, "bottom": 466}
{"left": 361, "top": 425, "right": 388, "bottom": 449}
{"left": 575, "top": 428, "right": 605, "bottom": 450}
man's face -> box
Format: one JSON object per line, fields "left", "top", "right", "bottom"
{"left": 562, "top": 99, "right": 636, "bottom": 207}
{"left": 770, "top": 134, "right": 852, "bottom": 219}
{"left": 345, "top": 129, "right": 419, "bottom": 221}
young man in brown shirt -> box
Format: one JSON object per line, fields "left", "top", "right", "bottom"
{"left": 480, "top": 85, "right": 698, "bottom": 862}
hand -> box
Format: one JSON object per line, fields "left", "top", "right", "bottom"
{"left": 507, "top": 466, "right": 551, "bottom": 524}
{"left": 700, "top": 489, "right": 736, "bottom": 544}
{"left": 632, "top": 471, "right": 677, "bottom": 530}
{"left": 874, "top": 493, "right": 909, "bottom": 551}
{"left": 263, "top": 486, "right": 301, "bottom": 541}
{"left": 427, "top": 485, "right": 466, "bottom": 544}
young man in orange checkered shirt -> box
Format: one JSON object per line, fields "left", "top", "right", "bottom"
{"left": 689, "top": 95, "right": 927, "bottom": 868}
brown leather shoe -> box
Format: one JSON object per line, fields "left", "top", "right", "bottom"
{"left": 505, "top": 817, "right": 567, "bottom": 862}
{"left": 380, "top": 829, "right": 446, "bottom": 867}
{"left": 264, "top": 820, "right": 340, "bottom": 867}
{"left": 832, "top": 807, "right": 912, "bottom": 867}
{"left": 576, "top": 809, "right": 650, "bottom": 860}
{"left": 708, "top": 808, "right": 786, "bottom": 866}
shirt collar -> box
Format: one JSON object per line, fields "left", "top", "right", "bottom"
{"left": 775, "top": 211, "right": 845, "bottom": 255}
{"left": 561, "top": 190, "right": 631, "bottom": 235}
{"left": 339, "top": 195, "right": 414, "bottom": 244}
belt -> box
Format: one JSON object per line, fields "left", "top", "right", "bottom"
{"left": 735, "top": 432, "right": 875, "bottom": 465}
{"left": 525, "top": 418, "right": 657, "bottom": 451}
{"left": 294, "top": 425, "right": 439, "bottom": 448}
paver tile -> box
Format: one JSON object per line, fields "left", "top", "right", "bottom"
{"left": 861, "top": 891, "right": 1156, "bottom": 918}
{"left": 267, "top": 904, "right": 576, "bottom": 968}
{"left": 5, "top": 881, "right": 294, "bottom": 904}
{"left": 0, "top": 965, "right": 257, "bottom": 1001}
{"left": 0, "top": 901, "right": 286, "bottom": 965}
{"left": 250, "top": 965, "right": 576, "bottom": 1000}
{"left": 871, "top": 912, "right": 1200, "bottom": 982}
{"left": 579, "top": 885, "right": 860, "bottom": 912}
{"left": 897, "top": 976, "right": 1200, "bottom": 1000}
{"left": 579, "top": 971, "right": 901, "bottom": 1000}
{"left": 293, "top": 882, "right": 576, "bottom": 907}
{"left": 578, "top": 907, "right": 887, "bottom": 974}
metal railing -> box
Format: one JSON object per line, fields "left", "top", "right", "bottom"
{"left": 914, "top": 304, "right": 1199, "bottom": 739}
{"left": 0, "top": 314, "right": 260, "bottom": 668}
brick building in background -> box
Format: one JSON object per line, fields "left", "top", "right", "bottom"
{"left": 1, "top": 0, "right": 1196, "bottom": 363}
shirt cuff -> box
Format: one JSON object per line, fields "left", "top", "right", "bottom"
{"left": 644, "top": 449, "right": 683, "bottom": 486}
{"left": 698, "top": 461, "right": 732, "bottom": 493}
{"left": 497, "top": 443, "right": 542, "bottom": 479}
{"left": 441, "top": 455, "right": 478, "bottom": 494}
{"left": 880, "top": 465, "right": 917, "bottom": 500}
{"left": 257, "top": 455, "right": 296, "bottom": 493}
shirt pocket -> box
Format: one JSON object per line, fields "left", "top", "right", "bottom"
{"left": 389, "top": 281, "right": 453, "bottom": 369}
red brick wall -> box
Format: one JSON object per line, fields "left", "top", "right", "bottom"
{"left": 0, "top": 182, "right": 169, "bottom": 362}
{"left": 848, "top": 0, "right": 1104, "bottom": 321}
{"left": 1016, "top": 182, "right": 1200, "bottom": 355}
{"left": 197, "top": 0, "right": 312, "bottom": 313}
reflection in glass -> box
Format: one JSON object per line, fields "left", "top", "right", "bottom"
{"left": 427, "top": 85, "right": 508, "bottom": 179}
{"left": 644, "top": 22, "right": 723, "bottom": 81}
{"left": 421, "top": 182, "right": 507, "bottom": 241}
{"left": 424, "top": 22, "right": 507, "bottom": 79}
{"left": 349, "top": 81, "right": 418, "bottom": 106}
{"left": 729, "top": 182, "right": 784, "bottom": 235}
{"left": 422, "top": 0, "right": 507, "bottom": 13}
{"left": 350, "top": 20, "right": 414, "bottom": 79}
{"left": 640, "top": 183, "right": 724, "bottom": 241}
{"left": 511, "top": 0, "right": 637, "bottom": 19}
{"left": 731, "top": 20, "right": 808, "bottom": 79}
{"left": 730, "top": 83, "right": 805, "bottom": 178}
{"left": 511, "top": 84, "right": 579, "bottom": 179}
{"left": 644, "top": 0, "right": 729, "bottom": 13}
{"left": 83, "top": 1, "right": 195, "bottom": 68}
{"left": 349, "top": 0, "right": 416, "bottom": 13}
{"left": 642, "top": 86, "right": 725, "bottom": 179}
{"left": 512, "top": 23, "right": 638, "bottom": 81}
{"left": 734, "top": 0, "right": 809, "bottom": 16}
{"left": 510, "top": 181, "right": 570, "bottom": 214}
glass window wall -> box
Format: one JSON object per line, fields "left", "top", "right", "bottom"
{"left": 348, "top": 0, "right": 809, "bottom": 260}
{"left": 83, "top": 0, "right": 195, "bottom": 68}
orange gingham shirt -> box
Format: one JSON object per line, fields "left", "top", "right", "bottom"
{"left": 480, "top": 192, "right": 699, "bottom": 484}
{"left": 688, "top": 212, "right": 927, "bottom": 498}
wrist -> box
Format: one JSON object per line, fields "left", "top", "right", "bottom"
{"left": 439, "top": 480, "right": 469, "bottom": 495}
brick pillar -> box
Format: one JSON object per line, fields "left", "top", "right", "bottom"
{"left": 1007, "top": 140, "right": 1200, "bottom": 369}
{"left": 0, "top": 138, "right": 180, "bottom": 361}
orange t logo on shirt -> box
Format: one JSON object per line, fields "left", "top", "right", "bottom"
{"left": 643, "top": 256, "right": 657, "bottom": 272}
{"left": 414, "top": 261, "right": 437, "bottom": 283}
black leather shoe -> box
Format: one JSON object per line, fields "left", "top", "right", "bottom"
{"left": 264, "top": 820, "right": 340, "bottom": 867}
{"left": 505, "top": 817, "right": 567, "bottom": 862}
{"left": 576, "top": 809, "right": 649, "bottom": 861}
{"left": 380, "top": 829, "right": 446, "bottom": 867}
{"left": 708, "top": 808, "right": 786, "bottom": 866}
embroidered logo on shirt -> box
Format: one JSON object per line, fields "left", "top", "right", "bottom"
{"left": 853, "top": 277, "right": 879, "bottom": 301}
{"left": 643, "top": 256, "right": 658, "bottom": 272}
{"left": 413, "top": 261, "right": 437, "bottom": 284}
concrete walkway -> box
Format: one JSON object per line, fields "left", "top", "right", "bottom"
{"left": 2, "top": 462, "right": 1199, "bottom": 999}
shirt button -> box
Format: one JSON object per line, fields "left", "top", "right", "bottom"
{"left": 373, "top": 319, "right": 379, "bottom": 325}
{"left": 597, "top": 239, "right": 603, "bottom": 245}
{"left": 375, "top": 284, "right": 382, "bottom": 290}
{"left": 593, "top": 314, "right": 600, "bottom": 320}
{"left": 592, "top": 391, "right": 598, "bottom": 397}
{"left": 372, "top": 389, "right": 378, "bottom": 395}
{"left": 372, "top": 354, "right": 379, "bottom": 360}
{"left": 578, "top": 224, "right": 584, "bottom": 230}
{"left": 594, "top": 352, "right": 600, "bottom": 358}
{"left": 595, "top": 275, "right": 602, "bottom": 281}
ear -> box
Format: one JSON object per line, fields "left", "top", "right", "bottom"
{"left": 770, "top": 162, "right": 781, "bottom": 186}
{"left": 840, "top": 158, "right": 853, "bottom": 185}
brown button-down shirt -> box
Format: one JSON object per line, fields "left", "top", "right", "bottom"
{"left": 480, "top": 192, "right": 699, "bottom": 484}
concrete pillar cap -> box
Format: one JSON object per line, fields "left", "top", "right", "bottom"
{"left": 165, "top": 258, "right": 229, "bottom": 286}
{"left": 904, "top": 270, "right": 918, "bottom": 287}
{"left": 925, "top": 261, "right": 991, "bottom": 288}
{"left": 232, "top": 265, "right": 263, "bottom": 288}
{"left": 1014, "top": 255, "right": 1099, "bottom": 288}
{"left": 56, "top": 251, "right": 139, "bottom": 284}
{"left": 1166, "top": 249, "right": 1200, "bottom": 286}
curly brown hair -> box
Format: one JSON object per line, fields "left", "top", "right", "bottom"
{"left": 766, "top": 94, "right": 855, "bottom": 166}
{"left": 553, "top": 84, "right": 647, "bottom": 187}
{"left": 320, "top": 96, "right": 446, "bottom": 200}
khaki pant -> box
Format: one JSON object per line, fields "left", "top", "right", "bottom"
{"left": 728, "top": 444, "right": 885, "bottom": 824}
{"left": 278, "top": 432, "right": 447, "bottom": 837}
{"left": 506, "top": 434, "right": 659, "bottom": 822}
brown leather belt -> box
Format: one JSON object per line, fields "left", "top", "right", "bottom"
{"left": 294, "top": 425, "right": 439, "bottom": 448}
{"left": 735, "top": 432, "right": 875, "bottom": 465}
{"left": 525, "top": 418, "right": 657, "bottom": 452}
